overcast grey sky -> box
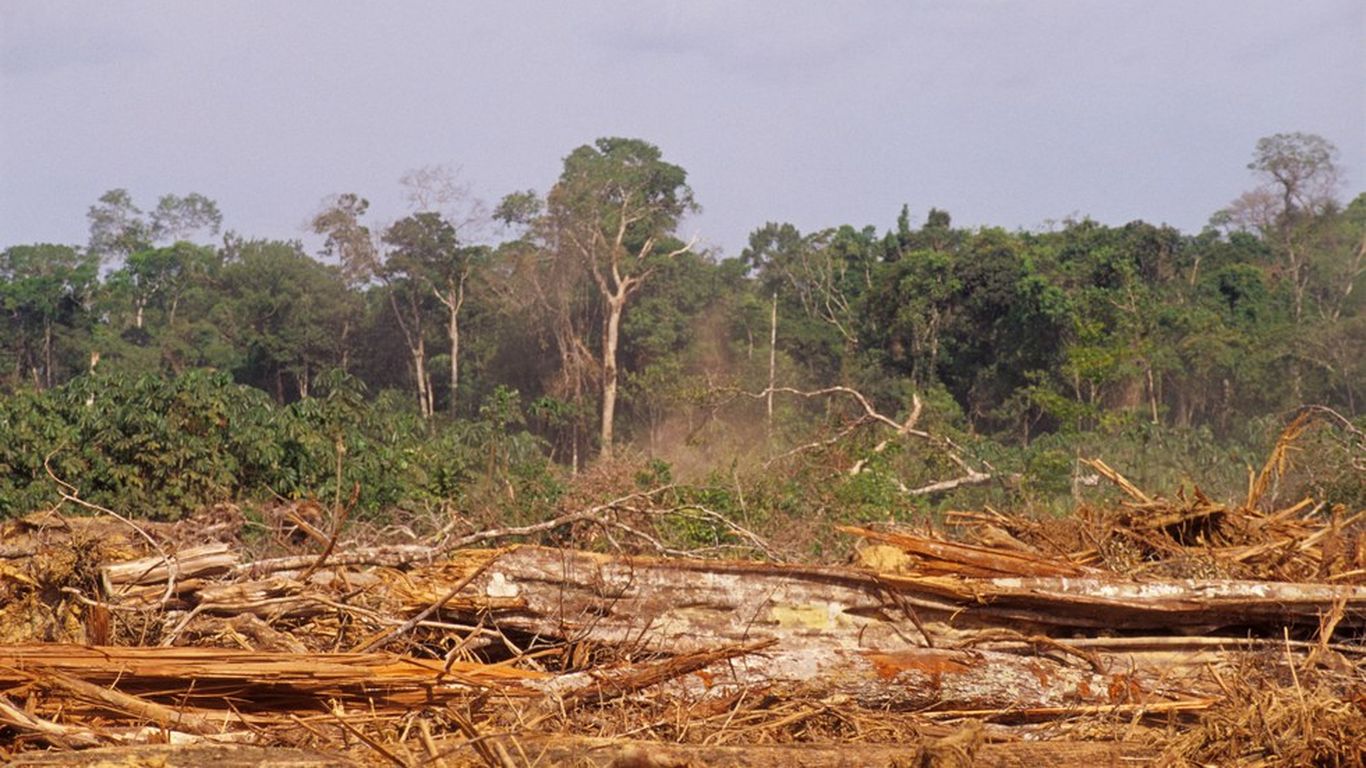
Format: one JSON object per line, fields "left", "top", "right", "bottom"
{"left": 2, "top": 1, "right": 1363, "bottom": 257}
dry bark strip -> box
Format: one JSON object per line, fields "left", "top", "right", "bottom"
{"left": 438, "top": 546, "right": 1366, "bottom": 652}
{"left": 465, "top": 735, "right": 1157, "bottom": 768}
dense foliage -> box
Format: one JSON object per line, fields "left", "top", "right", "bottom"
{"left": 1, "top": 134, "right": 1362, "bottom": 524}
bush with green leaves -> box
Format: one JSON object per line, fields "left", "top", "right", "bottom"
{"left": 0, "top": 370, "right": 279, "bottom": 518}
{"left": 0, "top": 371, "right": 557, "bottom": 521}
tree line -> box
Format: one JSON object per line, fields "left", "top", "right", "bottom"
{"left": 1, "top": 133, "right": 1362, "bottom": 519}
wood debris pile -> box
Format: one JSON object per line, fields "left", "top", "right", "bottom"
{"left": 0, "top": 452, "right": 1362, "bottom": 766}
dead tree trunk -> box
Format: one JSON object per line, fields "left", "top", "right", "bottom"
{"left": 434, "top": 271, "right": 467, "bottom": 417}
{"left": 599, "top": 291, "right": 626, "bottom": 459}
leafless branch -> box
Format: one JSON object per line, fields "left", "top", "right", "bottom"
{"left": 736, "top": 385, "right": 996, "bottom": 498}
{"left": 43, "top": 453, "right": 178, "bottom": 609}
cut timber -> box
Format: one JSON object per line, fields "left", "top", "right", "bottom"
{"left": 7, "top": 745, "right": 361, "bottom": 767}
{"left": 467, "top": 735, "right": 1157, "bottom": 768}
{"left": 100, "top": 543, "right": 237, "bottom": 595}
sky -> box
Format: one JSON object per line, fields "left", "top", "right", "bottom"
{"left": 2, "top": 1, "right": 1363, "bottom": 258}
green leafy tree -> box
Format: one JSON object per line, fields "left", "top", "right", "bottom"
{"left": 311, "top": 193, "right": 381, "bottom": 286}
{"left": 545, "top": 137, "right": 698, "bottom": 458}
{"left": 214, "top": 240, "right": 358, "bottom": 401}
{"left": 87, "top": 189, "right": 221, "bottom": 264}
{"left": 97, "top": 241, "right": 229, "bottom": 378}
{"left": 1216, "top": 133, "right": 1343, "bottom": 323}
{"left": 742, "top": 222, "right": 877, "bottom": 388}
{"left": 0, "top": 245, "right": 100, "bottom": 390}
{"left": 382, "top": 212, "right": 488, "bottom": 418}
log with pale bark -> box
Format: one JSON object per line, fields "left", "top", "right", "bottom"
{"left": 100, "top": 543, "right": 237, "bottom": 590}
{"left": 537, "top": 645, "right": 1208, "bottom": 713}
{"left": 415, "top": 546, "right": 1366, "bottom": 649}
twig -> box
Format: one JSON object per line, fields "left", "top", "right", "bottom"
{"left": 734, "top": 385, "right": 995, "bottom": 497}
{"left": 330, "top": 706, "right": 410, "bottom": 768}
{"left": 880, "top": 585, "right": 936, "bottom": 648}
{"left": 0, "top": 692, "right": 102, "bottom": 748}
{"left": 763, "top": 415, "right": 872, "bottom": 468}
{"left": 298, "top": 483, "right": 358, "bottom": 583}
{"left": 662, "top": 505, "right": 784, "bottom": 562}
{"left": 447, "top": 707, "right": 516, "bottom": 768}
{"left": 352, "top": 558, "right": 496, "bottom": 653}
{"left": 441, "top": 487, "right": 667, "bottom": 550}
{"left": 417, "top": 718, "right": 448, "bottom": 768}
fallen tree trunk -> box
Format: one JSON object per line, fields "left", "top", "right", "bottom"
{"left": 422, "top": 547, "right": 1366, "bottom": 652}
{"left": 415, "top": 546, "right": 927, "bottom": 653}
{"left": 536, "top": 645, "right": 1204, "bottom": 712}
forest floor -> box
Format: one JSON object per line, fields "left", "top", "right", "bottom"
{"left": 0, "top": 425, "right": 1362, "bottom": 767}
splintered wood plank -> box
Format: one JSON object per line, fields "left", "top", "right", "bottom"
{"left": 101, "top": 544, "right": 238, "bottom": 592}
{"left": 0, "top": 644, "right": 545, "bottom": 713}
{"left": 874, "top": 573, "right": 1366, "bottom": 631}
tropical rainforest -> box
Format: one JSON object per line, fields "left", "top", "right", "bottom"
{"left": 2, "top": 132, "right": 1362, "bottom": 554}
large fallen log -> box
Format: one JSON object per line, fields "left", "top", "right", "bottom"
{"left": 410, "top": 546, "right": 927, "bottom": 653}
{"left": 536, "top": 645, "right": 1207, "bottom": 712}
{"left": 417, "top": 547, "right": 1366, "bottom": 652}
